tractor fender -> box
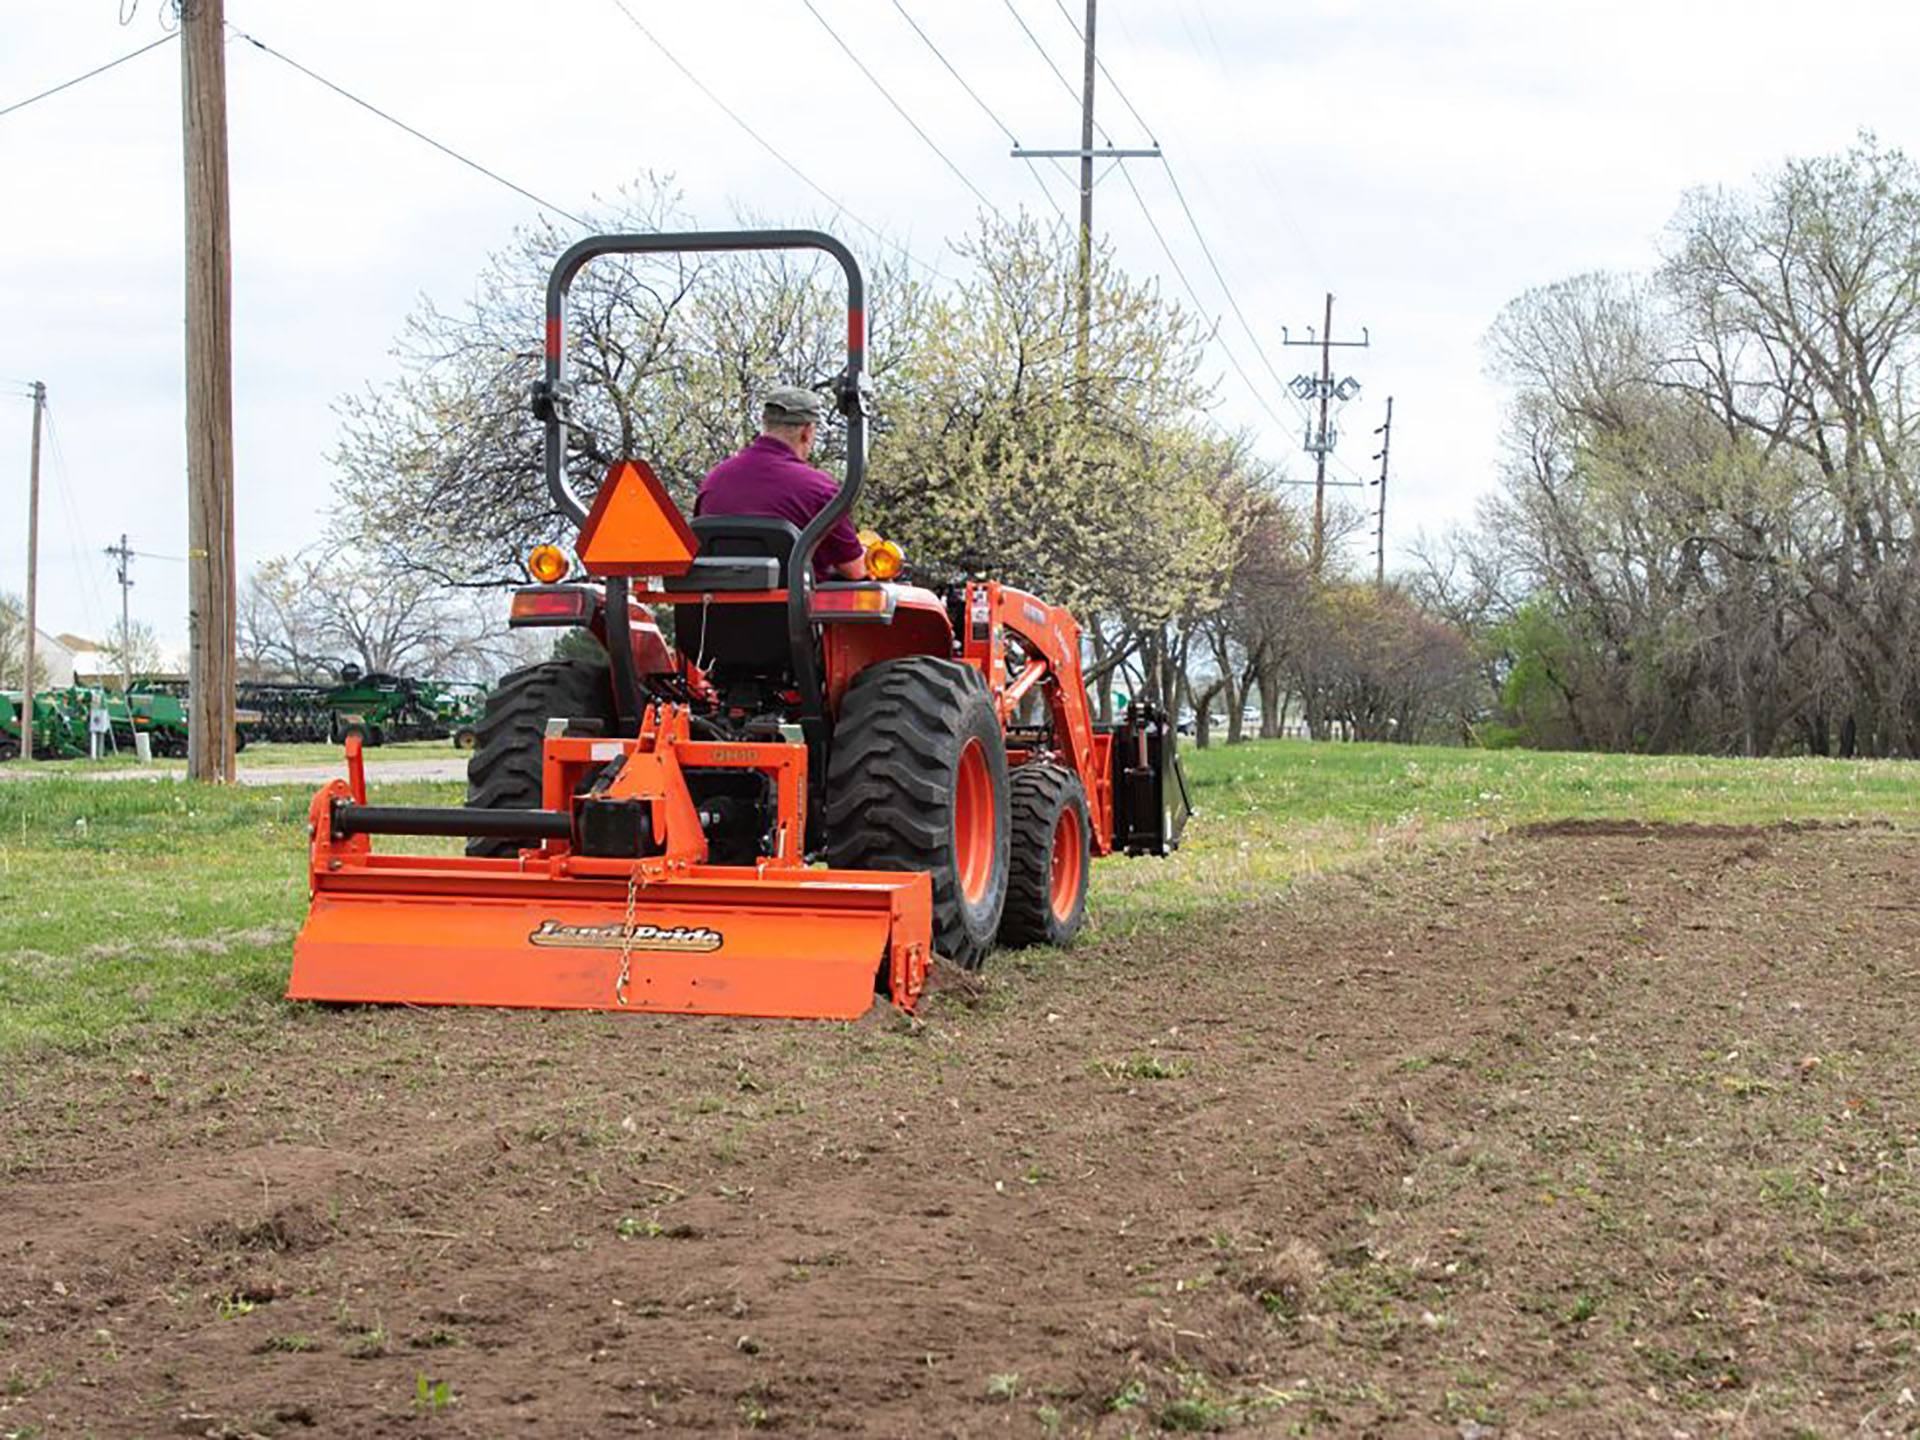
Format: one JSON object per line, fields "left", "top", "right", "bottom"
{"left": 821, "top": 586, "right": 954, "bottom": 716}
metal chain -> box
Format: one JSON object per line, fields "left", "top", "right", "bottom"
{"left": 614, "top": 867, "right": 639, "bottom": 1007}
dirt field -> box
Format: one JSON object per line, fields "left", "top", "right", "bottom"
{"left": 3, "top": 822, "right": 1918, "bottom": 1437}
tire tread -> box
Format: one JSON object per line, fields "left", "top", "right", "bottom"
{"left": 824, "top": 657, "right": 1008, "bottom": 968}
{"left": 999, "top": 763, "right": 1090, "bottom": 949}
{"left": 463, "top": 657, "right": 616, "bottom": 857}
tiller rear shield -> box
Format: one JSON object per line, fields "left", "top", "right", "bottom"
{"left": 288, "top": 716, "right": 931, "bottom": 1020}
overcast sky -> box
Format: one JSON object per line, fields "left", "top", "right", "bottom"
{"left": 5, "top": 0, "right": 1920, "bottom": 654}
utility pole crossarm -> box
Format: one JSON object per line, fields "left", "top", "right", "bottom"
{"left": 1009, "top": 146, "right": 1161, "bottom": 159}
{"left": 1281, "top": 327, "right": 1371, "bottom": 349}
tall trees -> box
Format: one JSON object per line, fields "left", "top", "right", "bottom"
{"left": 1456, "top": 136, "right": 1920, "bottom": 756}
{"left": 238, "top": 549, "right": 529, "bottom": 684}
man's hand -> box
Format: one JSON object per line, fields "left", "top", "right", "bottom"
{"left": 834, "top": 555, "right": 869, "bottom": 580}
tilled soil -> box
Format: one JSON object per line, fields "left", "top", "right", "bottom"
{"left": 2, "top": 824, "right": 1918, "bottom": 1437}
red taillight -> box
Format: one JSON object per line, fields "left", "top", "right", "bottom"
{"left": 510, "top": 586, "right": 593, "bottom": 626}
{"left": 808, "top": 585, "right": 895, "bottom": 622}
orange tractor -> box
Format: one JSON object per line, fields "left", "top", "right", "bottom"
{"left": 289, "top": 230, "right": 1188, "bottom": 1020}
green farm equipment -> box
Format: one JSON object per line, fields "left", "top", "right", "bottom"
{"left": 322, "top": 669, "right": 478, "bottom": 747}
{"left": 125, "top": 686, "right": 193, "bottom": 757}
{"left": 430, "top": 682, "right": 487, "bottom": 749}
{"left": 111, "top": 683, "right": 257, "bottom": 757}
{"left": 0, "top": 690, "right": 86, "bottom": 759}
{"left": 238, "top": 684, "right": 334, "bottom": 743}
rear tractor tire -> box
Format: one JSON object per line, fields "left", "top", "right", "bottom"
{"left": 998, "top": 763, "right": 1091, "bottom": 949}
{"left": 463, "top": 657, "right": 619, "bottom": 858}
{"left": 826, "top": 657, "right": 1011, "bottom": 970}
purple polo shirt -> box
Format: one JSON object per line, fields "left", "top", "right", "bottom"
{"left": 694, "top": 435, "right": 865, "bottom": 580}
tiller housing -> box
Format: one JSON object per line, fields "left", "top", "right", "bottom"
{"left": 293, "top": 720, "right": 931, "bottom": 1019}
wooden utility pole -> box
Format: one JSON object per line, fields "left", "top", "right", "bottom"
{"left": 1074, "top": 0, "right": 1097, "bottom": 382}
{"left": 17, "top": 381, "right": 45, "bottom": 762}
{"left": 1372, "top": 396, "right": 1393, "bottom": 588}
{"left": 106, "top": 534, "right": 135, "bottom": 694}
{"left": 1282, "top": 294, "right": 1370, "bottom": 572}
{"left": 1310, "top": 292, "right": 1333, "bottom": 569}
{"left": 182, "top": 0, "right": 237, "bottom": 782}
{"left": 1009, "top": 0, "right": 1158, "bottom": 388}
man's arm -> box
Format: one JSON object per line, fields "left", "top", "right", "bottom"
{"left": 814, "top": 497, "right": 868, "bottom": 579}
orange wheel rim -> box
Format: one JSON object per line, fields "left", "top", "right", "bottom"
{"left": 954, "top": 738, "right": 994, "bottom": 905}
{"left": 1048, "top": 804, "right": 1084, "bottom": 921}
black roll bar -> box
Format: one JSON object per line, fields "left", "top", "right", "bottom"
{"left": 535, "top": 230, "right": 868, "bottom": 749}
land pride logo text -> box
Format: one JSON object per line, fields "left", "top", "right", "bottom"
{"left": 527, "top": 920, "right": 723, "bottom": 953}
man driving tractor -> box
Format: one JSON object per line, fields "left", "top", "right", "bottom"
{"left": 695, "top": 384, "right": 867, "bottom": 579}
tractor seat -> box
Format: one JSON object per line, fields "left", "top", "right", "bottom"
{"left": 661, "top": 516, "right": 797, "bottom": 594}
{"left": 668, "top": 516, "right": 799, "bottom": 673}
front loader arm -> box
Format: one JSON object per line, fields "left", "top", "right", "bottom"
{"left": 959, "top": 581, "right": 1111, "bottom": 853}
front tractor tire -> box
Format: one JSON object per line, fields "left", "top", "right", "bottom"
{"left": 826, "top": 657, "right": 1011, "bottom": 970}
{"left": 464, "top": 657, "right": 618, "bottom": 858}
{"left": 998, "top": 763, "right": 1092, "bottom": 949}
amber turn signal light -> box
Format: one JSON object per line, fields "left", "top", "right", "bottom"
{"left": 865, "top": 538, "right": 905, "bottom": 582}
{"left": 527, "top": 544, "right": 570, "bottom": 583}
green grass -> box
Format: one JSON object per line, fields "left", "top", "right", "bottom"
{"left": 0, "top": 775, "right": 463, "bottom": 1054}
{"left": 1093, "top": 740, "right": 1920, "bottom": 927}
{"left": 8, "top": 737, "right": 465, "bottom": 775}
{"left": 3, "top": 738, "right": 1917, "bottom": 1055}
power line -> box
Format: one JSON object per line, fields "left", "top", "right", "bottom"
{"left": 889, "top": 0, "right": 1070, "bottom": 225}
{"left": 1114, "top": 164, "right": 1290, "bottom": 434}
{"left": 997, "top": 3, "right": 1302, "bottom": 435}
{"left": 1161, "top": 164, "right": 1292, "bottom": 397}
{"left": 1037, "top": 4, "right": 1309, "bottom": 429}
{"left": 995, "top": 3, "right": 1294, "bottom": 431}
{"left": 0, "top": 32, "right": 176, "bottom": 122}
{"left": 799, "top": 0, "right": 1006, "bottom": 221}
{"left": 892, "top": 2, "right": 1018, "bottom": 145}
{"left": 605, "top": 0, "right": 939, "bottom": 280}
{"left": 226, "top": 27, "right": 590, "bottom": 229}
{"left": 1044, "top": 0, "right": 1157, "bottom": 143}
{"left": 1001, "top": 0, "right": 1084, "bottom": 109}
{"left": 37, "top": 401, "right": 111, "bottom": 639}
{"left": 1167, "top": 0, "right": 1331, "bottom": 285}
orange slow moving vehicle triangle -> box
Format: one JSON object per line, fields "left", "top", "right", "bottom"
{"left": 576, "top": 459, "right": 699, "bottom": 577}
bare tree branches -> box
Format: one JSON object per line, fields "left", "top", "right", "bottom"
{"left": 1461, "top": 134, "right": 1920, "bottom": 756}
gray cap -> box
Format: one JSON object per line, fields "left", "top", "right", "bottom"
{"left": 762, "top": 384, "right": 828, "bottom": 426}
